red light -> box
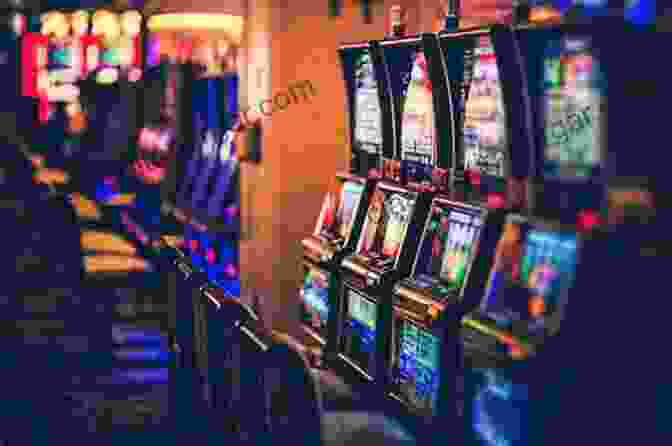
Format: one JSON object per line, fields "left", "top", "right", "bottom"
{"left": 226, "top": 205, "right": 238, "bottom": 217}
{"left": 577, "top": 210, "right": 600, "bottom": 231}
{"left": 486, "top": 193, "right": 505, "bottom": 209}
{"left": 189, "top": 240, "right": 198, "bottom": 251}
{"left": 206, "top": 248, "right": 216, "bottom": 264}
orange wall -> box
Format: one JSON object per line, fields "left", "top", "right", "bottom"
{"left": 239, "top": 1, "right": 445, "bottom": 337}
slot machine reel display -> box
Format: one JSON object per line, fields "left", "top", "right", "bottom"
{"left": 339, "top": 41, "right": 387, "bottom": 179}
{"left": 388, "top": 198, "right": 505, "bottom": 429}
{"left": 300, "top": 175, "right": 371, "bottom": 346}
{"left": 518, "top": 22, "right": 660, "bottom": 227}
{"left": 333, "top": 181, "right": 431, "bottom": 385}
{"left": 437, "top": 27, "right": 533, "bottom": 210}
{"left": 378, "top": 34, "right": 453, "bottom": 193}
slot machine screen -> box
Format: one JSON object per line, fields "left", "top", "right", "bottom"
{"left": 400, "top": 50, "right": 436, "bottom": 184}
{"left": 190, "top": 78, "right": 225, "bottom": 213}
{"left": 300, "top": 266, "right": 331, "bottom": 340}
{"left": 382, "top": 40, "right": 436, "bottom": 185}
{"left": 463, "top": 36, "right": 507, "bottom": 179}
{"left": 341, "top": 45, "right": 383, "bottom": 176}
{"left": 353, "top": 49, "right": 383, "bottom": 158}
{"left": 340, "top": 288, "right": 378, "bottom": 376}
{"left": 205, "top": 74, "right": 239, "bottom": 220}
{"left": 357, "top": 186, "right": 416, "bottom": 270}
{"left": 543, "top": 36, "right": 602, "bottom": 181}
{"left": 205, "top": 129, "right": 237, "bottom": 219}
{"left": 176, "top": 141, "right": 202, "bottom": 208}
{"left": 391, "top": 319, "right": 442, "bottom": 416}
{"left": 413, "top": 204, "right": 483, "bottom": 293}
{"left": 479, "top": 217, "right": 578, "bottom": 334}
{"left": 320, "top": 180, "right": 365, "bottom": 243}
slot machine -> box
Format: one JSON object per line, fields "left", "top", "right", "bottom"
{"left": 519, "top": 21, "right": 658, "bottom": 227}
{"left": 381, "top": 17, "right": 539, "bottom": 434}
{"left": 181, "top": 74, "right": 239, "bottom": 295}
{"left": 22, "top": 9, "right": 99, "bottom": 166}
{"left": 437, "top": 26, "right": 534, "bottom": 211}
{"left": 328, "top": 27, "right": 458, "bottom": 388}
{"left": 298, "top": 41, "right": 384, "bottom": 350}
{"left": 457, "top": 21, "right": 663, "bottom": 446}
{"left": 387, "top": 198, "right": 505, "bottom": 437}
{"left": 332, "top": 181, "right": 430, "bottom": 388}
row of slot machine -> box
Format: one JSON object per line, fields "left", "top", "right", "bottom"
{"left": 299, "top": 13, "right": 664, "bottom": 445}
{"left": 154, "top": 64, "right": 241, "bottom": 295}
{"left": 0, "top": 2, "right": 147, "bottom": 179}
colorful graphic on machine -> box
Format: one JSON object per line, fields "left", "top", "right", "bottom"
{"left": 543, "top": 37, "right": 601, "bottom": 179}
{"left": 416, "top": 207, "right": 482, "bottom": 294}
{"left": 482, "top": 223, "right": 578, "bottom": 333}
{"left": 463, "top": 39, "right": 507, "bottom": 178}
{"left": 354, "top": 51, "right": 383, "bottom": 155}
{"left": 300, "top": 267, "right": 331, "bottom": 332}
{"left": 401, "top": 51, "right": 435, "bottom": 166}
{"left": 360, "top": 190, "right": 413, "bottom": 269}
{"left": 395, "top": 320, "right": 441, "bottom": 415}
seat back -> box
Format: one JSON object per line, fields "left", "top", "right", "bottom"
{"left": 527, "top": 225, "right": 671, "bottom": 445}
{"left": 264, "top": 337, "right": 324, "bottom": 446}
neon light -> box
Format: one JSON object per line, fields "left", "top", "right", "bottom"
{"left": 147, "top": 14, "right": 244, "bottom": 44}
{"left": 577, "top": 210, "right": 600, "bottom": 231}
{"left": 206, "top": 248, "right": 216, "bottom": 264}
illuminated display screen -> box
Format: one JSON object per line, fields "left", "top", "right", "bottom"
{"left": 382, "top": 40, "right": 436, "bottom": 185}
{"left": 206, "top": 74, "right": 239, "bottom": 220}
{"left": 190, "top": 78, "right": 225, "bottom": 212}
{"left": 300, "top": 266, "right": 331, "bottom": 339}
{"left": 543, "top": 36, "right": 601, "bottom": 180}
{"left": 463, "top": 36, "right": 507, "bottom": 178}
{"left": 400, "top": 50, "right": 436, "bottom": 174}
{"left": 357, "top": 186, "right": 415, "bottom": 270}
{"left": 177, "top": 143, "right": 202, "bottom": 208}
{"left": 341, "top": 289, "right": 377, "bottom": 376}
{"left": 413, "top": 205, "right": 482, "bottom": 295}
{"left": 320, "top": 180, "right": 365, "bottom": 243}
{"left": 392, "top": 319, "right": 442, "bottom": 416}
{"left": 353, "top": 49, "right": 383, "bottom": 156}
{"left": 480, "top": 218, "right": 578, "bottom": 333}
{"left": 468, "top": 368, "right": 528, "bottom": 446}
